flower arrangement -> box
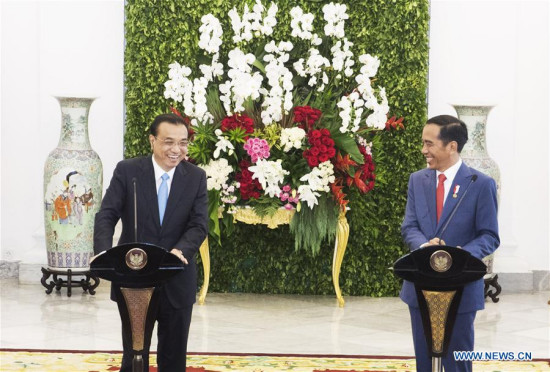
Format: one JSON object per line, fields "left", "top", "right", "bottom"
{"left": 163, "top": 1, "right": 403, "bottom": 254}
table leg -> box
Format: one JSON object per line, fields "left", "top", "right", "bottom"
{"left": 332, "top": 210, "right": 349, "bottom": 307}
{"left": 198, "top": 238, "right": 210, "bottom": 305}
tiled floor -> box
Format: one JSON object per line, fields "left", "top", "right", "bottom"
{"left": 1, "top": 279, "right": 549, "bottom": 359}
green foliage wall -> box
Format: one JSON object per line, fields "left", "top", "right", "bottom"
{"left": 125, "top": 0, "right": 429, "bottom": 296}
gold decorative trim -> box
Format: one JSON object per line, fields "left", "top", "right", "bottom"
{"left": 199, "top": 207, "right": 350, "bottom": 306}
{"left": 120, "top": 287, "right": 154, "bottom": 351}
{"left": 430, "top": 250, "right": 452, "bottom": 273}
{"left": 422, "top": 290, "right": 456, "bottom": 353}
{"left": 332, "top": 209, "right": 349, "bottom": 307}
{"left": 125, "top": 248, "right": 147, "bottom": 270}
{"left": 232, "top": 207, "right": 295, "bottom": 229}
{"left": 198, "top": 238, "right": 210, "bottom": 305}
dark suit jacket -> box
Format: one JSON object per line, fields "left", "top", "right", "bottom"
{"left": 94, "top": 155, "right": 208, "bottom": 308}
{"left": 400, "top": 162, "right": 499, "bottom": 313}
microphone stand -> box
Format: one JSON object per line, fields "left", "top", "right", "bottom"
{"left": 437, "top": 175, "right": 477, "bottom": 241}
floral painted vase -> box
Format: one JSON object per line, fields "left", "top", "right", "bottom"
{"left": 43, "top": 97, "right": 102, "bottom": 271}
{"left": 453, "top": 104, "right": 500, "bottom": 274}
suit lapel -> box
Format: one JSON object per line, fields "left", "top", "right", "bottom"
{"left": 422, "top": 170, "right": 437, "bottom": 235}
{"left": 141, "top": 156, "right": 161, "bottom": 229}
{"left": 161, "top": 162, "right": 189, "bottom": 230}
{"left": 436, "top": 163, "right": 472, "bottom": 233}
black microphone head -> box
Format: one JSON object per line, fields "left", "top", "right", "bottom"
{"left": 471, "top": 175, "right": 478, "bottom": 182}
{"left": 132, "top": 177, "right": 137, "bottom": 183}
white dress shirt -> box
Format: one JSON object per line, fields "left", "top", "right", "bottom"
{"left": 152, "top": 157, "right": 176, "bottom": 195}
{"left": 436, "top": 158, "right": 462, "bottom": 205}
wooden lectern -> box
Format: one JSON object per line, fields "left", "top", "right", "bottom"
{"left": 393, "top": 245, "right": 486, "bottom": 372}
{"left": 90, "top": 242, "right": 184, "bottom": 372}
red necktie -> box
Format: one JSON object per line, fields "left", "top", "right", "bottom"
{"left": 436, "top": 173, "right": 447, "bottom": 222}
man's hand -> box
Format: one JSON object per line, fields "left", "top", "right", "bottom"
{"left": 420, "top": 238, "right": 446, "bottom": 248}
{"left": 170, "top": 248, "right": 188, "bottom": 264}
{"left": 428, "top": 237, "right": 445, "bottom": 246}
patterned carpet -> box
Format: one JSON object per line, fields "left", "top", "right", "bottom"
{"left": 1, "top": 349, "right": 549, "bottom": 371}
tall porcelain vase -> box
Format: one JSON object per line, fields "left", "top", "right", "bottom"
{"left": 453, "top": 104, "right": 500, "bottom": 274}
{"left": 43, "top": 97, "right": 103, "bottom": 271}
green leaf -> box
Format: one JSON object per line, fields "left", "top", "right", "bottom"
{"left": 331, "top": 130, "right": 364, "bottom": 164}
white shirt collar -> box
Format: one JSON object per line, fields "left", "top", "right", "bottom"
{"left": 151, "top": 156, "right": 176, "bottom": 183}
{"left": 437, "top": 158, "right": 462, "bottom": 184}
{"left": 436, "top": 159, "right": 462, "bottom": 204}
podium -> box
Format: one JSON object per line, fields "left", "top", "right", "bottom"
{"left": 393, "top": 245, "right": 486, "bottom": 372}
{"left": 90, "top": 242, "right": 184, "bottom": 372}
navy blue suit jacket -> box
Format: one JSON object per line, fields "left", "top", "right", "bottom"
{"left": 400, "top": 162, "right": 499, "bottom": 313}
{"left": 94, "top": 155, "right": 208, "bottom": 308}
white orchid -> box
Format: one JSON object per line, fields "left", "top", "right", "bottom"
{"left": 201, "top": 158, "right": 233, "bottom": 191}
{"left": 298, "top": 161, "right": 335, "bottom": 208}
{"left": 229, "top": 0, "right": 278, "bottom": 43}
{"left": 198, "top": 14, "right": 223, "bottom": 54}
{"left": 219, "top": 48, "right": 264, "bottom": 114}
{"left": 213, "top": 129, "right": 235, "bottom": 159}
{"left": 163, "top": 62, "right": 211, "bottom": 123}
{"left": 248, "top": 159, "right": 289, "bottom": 198}
{"left": 331, "top": 38, "right": 355, "bottom": 77}
{"left": 359, "top": 53, "right": 380, "bottom": 78}
{"left": 280, "top": 127, "right": 306, "bottom": 152}
{"left": 296, "top": 185, "right": 320, "bottom": 209}
{"left": 322, "top": 2, "right": 348, "bottom": 39}
{"left": 290, "top": 7, "right": 321, "bottom": 44}
{"left": 260, "top": 41, "right": 294, "bottom": 125}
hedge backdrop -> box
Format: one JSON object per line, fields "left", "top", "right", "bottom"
{"left": 124, "top": 0, "right": 429, "bottom": 297}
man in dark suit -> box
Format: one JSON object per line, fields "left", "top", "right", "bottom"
{"left": 94, "top": 113, "right": 208, "bottom": 371}
{"left": 400, "top": 115, "right": 499, "bottom": 372}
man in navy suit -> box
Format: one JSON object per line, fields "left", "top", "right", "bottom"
{"left": 400, "top": 115, "right": 499, "bottom": 371}
{"left": 94, "top": 113, "right": 208, "bottom": 371}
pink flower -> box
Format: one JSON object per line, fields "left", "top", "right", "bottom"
{"left": 244, "top": 138, "right": 270, "bottom": 163}
{"left": 282, "top": 185, "right": 291, "bottom": 192}
{"left": 284, "top": 203, "right": 294, "bottom": 210}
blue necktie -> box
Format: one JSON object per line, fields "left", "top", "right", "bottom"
{"left": 158, "top": 173, "right": 169, "bottom": 225}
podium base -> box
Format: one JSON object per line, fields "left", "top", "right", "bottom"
{"left": 432, "top": 356, "right": 442, "bottom": 372}
{"left": 40, "top": 267, "right": 100, "bottom": 297}
{"left": 133, "top": 354, "right": 144, "bottom": 372}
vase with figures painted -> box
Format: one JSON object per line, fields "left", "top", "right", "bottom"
{"left": 453, "top": 104, "right": 500, "bottom": 274}
{"left": 43, "top": 97, "right": 102, "bottom": 271}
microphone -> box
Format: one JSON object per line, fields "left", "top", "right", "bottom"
{"left": 437, "top": 174, "right": 478, "bottom": 242}
{"left": 132, "top": 177, "right": 138, "bottom": 242}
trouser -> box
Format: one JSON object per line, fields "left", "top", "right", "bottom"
{"left": 409, "top": 307, "right": 476, "bottom": 372}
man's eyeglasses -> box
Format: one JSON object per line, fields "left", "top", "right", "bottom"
{"left": 155, "top": 137, "right": 189, "bottom": 148}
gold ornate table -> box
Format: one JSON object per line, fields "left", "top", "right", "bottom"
{"left": 197, "top": 207, "right": 350, "bottom": 307}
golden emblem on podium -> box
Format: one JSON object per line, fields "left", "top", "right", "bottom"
{"left": 125, "top": 248, "right": 147, "bottom": 270}
{"left": 430, "top": 250, "right": 452, "bottom": 272}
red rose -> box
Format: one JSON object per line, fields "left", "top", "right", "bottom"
{"left": 319, "top": 154, "right": 329, "bottom": 163}
{"left": 319, "top": 145, "right": 328, "bottom": 153}
{"left": 307, "top": 157, "right": 319, "bottom": 167}
{"left": 323, "top": 137, "right": 335, "bottom": 147}
{"left": 327, "top": 148, "right": 336, "bottom": 158}
{"left": 310, "top": 130, "right": 322, "bottom": 139}
{"left": 320, "top": 128, "right": 330, "bottom": 137}
{"left": 236, "top": 159, "right": 262, "bottom": 199}
{"left": 293, "top": 106, "right": 322, "bottom": 128}
{"left": 221, "top": 114, "right": 254, "bottom": 134}
{"left": 310, "top": 147, "right": 320, "bottom": 156}
{"left": 312, "top": 138, "right": 322, "bottom": 147}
